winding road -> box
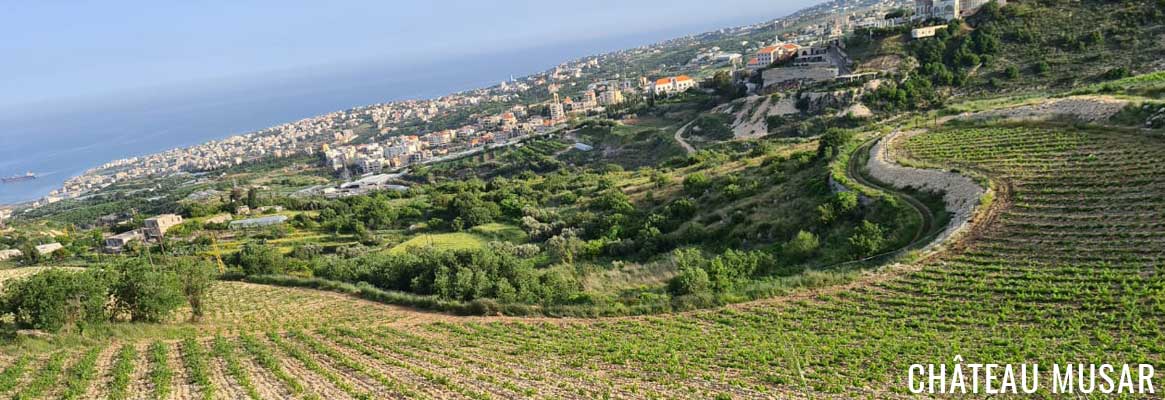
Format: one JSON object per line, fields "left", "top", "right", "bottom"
{"left": 674, "top": 121, "right": 697, "bottom": 155}
{"left": 832, "top": 136, "right": 941, "bottom": 266}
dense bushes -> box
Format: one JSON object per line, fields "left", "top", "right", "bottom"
{"left": 691, "top": 114, "right": 734, "bottom": 140}
{"left": 309, "top": 247, "right": 580, "bottom": 304}
{"left": 109, "top": 260, "right": 184, "bottom": 323}
{"left": 666, "top": 248, "right": 776, "bottom": 297}
{"left": 0, "top": 257, "right": 219, "bottom": 332}
{"left": 1, "top": 269, "right": 109, "bottom": 332}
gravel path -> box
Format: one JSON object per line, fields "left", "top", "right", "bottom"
{"left": 674, "top": 121, "right": 696, "bottom": 155}
{"left": 866, "top": 130, "right": 985, "bottom": 250}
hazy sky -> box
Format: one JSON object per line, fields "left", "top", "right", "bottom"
{"left": 0, "top": 1, "right": 817, "bottom": 108}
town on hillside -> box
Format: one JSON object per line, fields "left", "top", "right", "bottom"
{"left": 15, "top": 0, "right": 992, "bottom": 215}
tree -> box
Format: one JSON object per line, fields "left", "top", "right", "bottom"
{"left": 817, "top": 129, "right": 854, "bottom": 159}
{"left": 0, "top": 269, "right": 109, "bottom": 332}
{"left": 110, "top": 259, "right": 184, "bottom": 323}
{"left": 1034, "top": 61, "right": 1051, "bottom": 76}
{"left": 784, "top": 230, "right": 821, "bottom": 262}
{"left": 849, "top": 220, "right": 887, "bottom": 258}
{"left": 668, "top": 265, "right": 711, "bottom": 296}
{"left": 834, "top": 191, "right": 859, "bottom": 215}
{"left": 683, "top": 173, "right": 711, "bottom": 195}
{"left": 20, "top": 242, "right": 42, "bottom": 265}
{"left": 1004, "top": 65, "right": 1020, "bottom": 80}
{"left": 233, "top": 243, "right": 285, "bottom": 276}
{"left": 667, "top": 248, "right": 712, "bottom": 296}
{"left": 246, "top": 187, "right": 260, "bottom": 208}
{"left": 709, "top": 70, "right": 741, "bottom": 98}
{"left": 547, "top": 229, "right": 584, "bottom": 264}
{"left": 172, "top": 257, "right": 218, "bottom": 322}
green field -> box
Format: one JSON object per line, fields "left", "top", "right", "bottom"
{"left": 387, "top": 223, "right": 525, "bottom": 254}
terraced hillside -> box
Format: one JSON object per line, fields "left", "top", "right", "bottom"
{"left": 2, "top": 122, "right": 1163, "bottom": 398}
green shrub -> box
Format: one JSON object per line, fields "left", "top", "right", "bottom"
{"left": 783, "top": 231, "right": 821, "bottom": 262}
{"left": 110, "top": 259, "right": 185, "bottom": 323}
{"left": 849, "top": 220, "right": 888, "bottom": 258}
{"left": 668, "top": 267, "right": 711, "bottom": 296}
{"left": 0, "top": 269, "right": 109, "bottom": 332}
{"left": 232, "top": 242, "right": 285, "bottom": 276}
{"left": 682, "top": 172, "right": 711, "bottom": 195}
{"left": 172, "top": 257, "right": 218, "bottom": 322}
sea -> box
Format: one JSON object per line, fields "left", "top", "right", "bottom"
{"left": 0, "top": 18, "right": 768, "bottom": 206}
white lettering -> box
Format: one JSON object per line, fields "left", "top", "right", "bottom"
{"left": 984, "top": 364, "right": 998, "bottom": 394}
{"left": 1078, "top": 364, "right": 1096, "bottom": 394}
{"left": 1099, "top": 364, "right": 1115, "bottom": 393}
{"left": 1021, "top": 364, "right": 1039, "bottom": 394}
{"left": 1000, "top": 364, "right": 1017, "bottom": 393}
{"left": 1119, "top": 364, "right": 1135, "bottom": 393}
{"left": 1054, "top": 364, "right": 1073, "bottom": 393}
{"left": 908, "top": 364, "right": 925, "bottom": 393}
{"left": 949, "top": 362, "right": 966, "bottom": 394}
{"left": 967, "top": 363, "right": 982, "bottom": 393}
{"left": 929, "top": 363, "right": 946, "bottom": 393}
{"left": 1140, "top": 364, "right": 1155, "bottom": 394}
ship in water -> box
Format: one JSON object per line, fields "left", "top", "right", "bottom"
{"left": 1, "top": 172, "right": 37, "bottom": 184}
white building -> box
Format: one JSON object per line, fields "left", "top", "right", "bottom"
{"left": 230, "top": 215, "right": 289, "bottom": 230}
{"left": 143, "top": 214, "right": 183, "bottom": 241}
{"left": 105, "top": 230, "right": 144, "bottom": 253}
{"left": 652, "top": 75, "right": 697, "bottom": 96}
{"left": 0, "top": 249, "right": 22, "bottom": 262}
{"left": 548, "top": 96, "right": 566, "bottom": 122}
{"left": 911, "top": 25, "right": 948, "bottom": 39}
{"left": 35, "top": 243, "right": 63, "bottom": 256}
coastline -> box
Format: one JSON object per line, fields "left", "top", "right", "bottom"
{"left": 0, "top": 17, "right": 779, "bottom": 208}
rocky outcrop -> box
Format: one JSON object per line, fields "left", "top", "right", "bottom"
{"left": 866, "top": 130, "right": 985, "bottom": 250}
{"left": 712, "top": 95, "right": 798, "bottom": 139}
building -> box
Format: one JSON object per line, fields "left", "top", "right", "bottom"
{"left": 762, "top": 66, "right": 840, "bottom": 89}
{"left": 748, "top": 43, "right": 800, "bottom": 69}
{"left": 105, "top": 230, "right": 143, "bottom": 253}
{"left": 0, "top": 249, "right": 22, "bottom": 262}
{"left": 598, "top": 89, "right": 625, "bottom": 106}
{"left": 793, "top": 46, "right": 831, "bottom": 66}
{"left": 652, "top": 75, "right": 696, "bottom": 96}
{"left": 143, "top": 214, "right": 183, "bottom": 241}
{"left": 911, "top": 25, "right": 948, "bottom": 39}
{"left": 548, "top": 94, "right": 566, "bottom": 122}
{"left": 916, "top": 0, "right": 1000, "bottom": 20}
{"left": 35, "top": 243, "right": 63, "bottom": 256}
{"left": 230, "top": 215, "right": 289, "bottom": 230}
{"left": 714, "top": 52, "right": 742, "bottom": 66}
{"left": 582, "top": 90, "right": 598, "bottom": 106}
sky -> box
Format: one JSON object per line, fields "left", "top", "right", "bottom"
{"left": 0, "top": 0, "right": 818, "bottom": 109}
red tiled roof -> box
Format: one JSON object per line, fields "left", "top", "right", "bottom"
{"left": 758, "top": 46, "right": 781, "bottom": 54}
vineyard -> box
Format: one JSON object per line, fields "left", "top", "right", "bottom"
{"left": 0, "top": 122, "right": 1163, "bottom": 398}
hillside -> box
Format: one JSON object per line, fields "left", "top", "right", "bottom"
{"left": 0, "top": 0, "right": 1164, "bottom": 398}
{"left": 2, "top": 96, "right": 1162, "bottom": 398}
